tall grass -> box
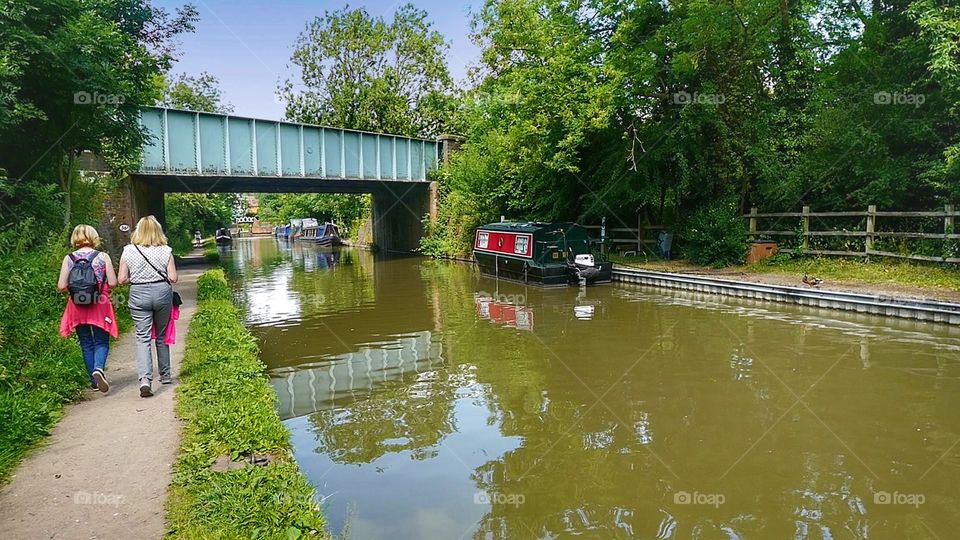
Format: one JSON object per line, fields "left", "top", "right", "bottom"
{"left": 166, "top": 269, "right": 327, "bottom": 539}
{"left": 0, "top": 231, "right": 131, "bottom": 482}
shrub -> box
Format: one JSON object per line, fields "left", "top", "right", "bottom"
{"left": 196, "top": 268, "right": 232, "bottom": 302}
{"left": 684, "top": 201, "right": 749, "bottom": 267}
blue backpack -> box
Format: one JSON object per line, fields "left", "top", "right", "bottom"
{"left": 67, "top": 251, "right": 102, "bottom": 306}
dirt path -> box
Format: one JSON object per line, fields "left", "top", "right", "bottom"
{"left": 0, "top": 267, "right": 203, "bottom": 539}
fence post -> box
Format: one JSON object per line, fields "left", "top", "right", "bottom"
{"left": 945, "top": 204, "right": 955, "bottom": 235}
{"left": 801, "top": 206, "right": 810, "bottom": 251}
{"left": 866, "top": 204, "right": 876, "bottom": 256}
{"left": 749, "top": 207, "right": 757, "bottom": 242}
{"left": 637, "top": 212, "right": 642, "bottom": 253}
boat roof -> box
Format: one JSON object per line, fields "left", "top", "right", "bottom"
{"left": 478, "top": 222, "right": 581, "bottom": 233}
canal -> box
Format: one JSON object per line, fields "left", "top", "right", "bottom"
{"left": 224, "top": 237, "right": 960, "bottom": 539}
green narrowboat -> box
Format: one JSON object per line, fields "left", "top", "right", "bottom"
{"left": 473, "top": 222, "right": 612, "bottom": 287}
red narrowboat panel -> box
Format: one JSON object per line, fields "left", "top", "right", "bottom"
{"left": 475, "top": 229, "right": 533, "bottom": 258}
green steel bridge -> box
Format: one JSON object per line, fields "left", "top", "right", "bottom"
{"left": 125, "top": 107, "right": 450, "bottom": 251}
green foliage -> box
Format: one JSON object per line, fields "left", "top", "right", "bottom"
{"left": 258, "top": 193, "right": 369, "bottom": 238}
{"left": 196, "top": 268, "right": 232, "bottom": 302}
{"left": 683, "top": 202, "right": 749, "bottom": 267}
{"left": 168, "top": 270, "right": 326, "bottom": 538}
{"left": 0, "top": 231, "right": 131, "bottom": 482}
{"left": 165, "top": 193, "right": 239, "bottom": 254}
{"left": 160, "top": 72, "right": 234, "bottom": 113}
{"left": 426, "top": 0, "right": 960, "bottom": 259}
{"left": 281, "top": 3, "right": 454, "bottom": 138}
{"left": 0, "top": 0, "right": 198, "bottom": 226}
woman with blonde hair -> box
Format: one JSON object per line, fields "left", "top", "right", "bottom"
{"left": 119, "top": 215, "right": 178, "bottom": 397}
{"left": 58, "top": 224, "right": 119, "bottom": 393}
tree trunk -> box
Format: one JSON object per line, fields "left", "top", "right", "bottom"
{"left": 59, "top": 152, "right": 76, "bottom": 231}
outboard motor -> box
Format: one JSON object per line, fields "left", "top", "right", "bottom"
{"left": 570, "top": 253, "right": 600, "bottom": 283}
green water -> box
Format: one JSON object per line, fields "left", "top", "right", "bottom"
{"left": 224, "top": 237, "right": 960, "bottom": 539}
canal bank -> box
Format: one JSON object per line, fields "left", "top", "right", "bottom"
{"left": 165, "top": 269, "right": 326, "bottom": 538}
{"left": 612, "top": 266, "right": 960, "bottom": 324}
{"left": 0, "top": 267, "right": 202, "bottom": 539}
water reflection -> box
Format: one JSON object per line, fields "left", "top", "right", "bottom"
{"left": 223, "top": 238, "right": 960, "bottom": 540}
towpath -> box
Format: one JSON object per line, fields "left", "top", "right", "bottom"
{"left": 0, "top": 267, "right": 203, "bottom": 539}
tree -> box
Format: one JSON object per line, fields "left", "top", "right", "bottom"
{"left": 159, "top": 72, "right": 234, "bottom": 113}
{"left": 0, "top": 0, "right": 198, "bottom": 228}
{"left": 280, "top": 3, "right": 455, "bottom": 138}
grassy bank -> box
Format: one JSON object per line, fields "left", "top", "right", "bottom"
{"left": 0, "top": 239, "right": 131, "bottom": 482}
{"left": 166, "top": 269, "right": 326, "bottom": 539}
{"left": 612, "top": 253, "right": 960, "bottom": 293}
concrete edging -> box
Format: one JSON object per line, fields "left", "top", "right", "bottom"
{"left": 612, "top": 266, "right": 960, "bottom": 325}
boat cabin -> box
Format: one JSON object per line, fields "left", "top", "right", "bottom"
{"left": 473, "top": 222, "right": 612, "bottom": 286}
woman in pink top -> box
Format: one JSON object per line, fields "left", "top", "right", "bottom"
{"left": 57, "top": 225, "right": 119, "bottom": 393}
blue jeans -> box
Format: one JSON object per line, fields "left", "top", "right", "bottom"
{"left": 76, "top": 324, "right": 110, "bottom": 387}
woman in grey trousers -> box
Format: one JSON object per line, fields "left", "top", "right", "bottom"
{"left": 118, "top": 216, "right": 178, "bottom": 397}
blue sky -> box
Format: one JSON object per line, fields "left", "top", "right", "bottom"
{"left": 156, "top": 0, "right": 481, "bottom": 119}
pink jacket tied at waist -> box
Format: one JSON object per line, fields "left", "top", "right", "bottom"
{"left": 151, "top": 304, "right": 180, "bottom": 345}
{"left": 60, "top": 285, "right": 119, "bottom": 338}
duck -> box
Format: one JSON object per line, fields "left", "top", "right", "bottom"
{"left": 802, "top": 273, "right": 824, "bottom": 287}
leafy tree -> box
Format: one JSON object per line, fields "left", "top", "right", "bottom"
{"left": 278, "top": 3, "right": 455, "bottom": 231}
{"left": 0, "top": 0, "right": 199, "bottom": 228}
{"left": 427, "top": 0, "right": 960, "bottom": 264}
{"left": 159, "top": 72, "right": 234, "bottom": 113}
{"left": 281, "top": 3, "right": 455, "bottom": 138}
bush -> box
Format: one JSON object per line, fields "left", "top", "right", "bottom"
{"left": 684, "top": 201, "right": 749, "bottom": 267}
{"left": 167, "top": 270, "right": 326, "bottom": 538}
{"left": 196, "top": 268, "right": 232, "bottom": 302}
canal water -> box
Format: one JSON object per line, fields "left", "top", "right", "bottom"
{"left": 224, "top": 237, "right": 960, "bottom": 539}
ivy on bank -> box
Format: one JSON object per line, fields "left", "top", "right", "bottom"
{"left": 166, "top": 269, "right": 327, "bottom": 539}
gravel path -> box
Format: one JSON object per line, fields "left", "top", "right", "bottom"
{"left": 0, "top": 267, "right": 203, "bottom": 539}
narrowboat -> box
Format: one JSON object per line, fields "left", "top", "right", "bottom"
{"left": 214, "top": 228, "right": 232, "bottom": 245}
{"left": 473, "top": 222, "right": 612, "bottom": 287}
{"left": 301, "top": 222, "right": 343, "bottom": 247}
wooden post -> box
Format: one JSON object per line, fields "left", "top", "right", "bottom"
{"left": 866, "top": 204, "right": 876, "bottom": 255}
{"left": 945, "top": 204, "right": 955, "bottom": 235}
{"left": 637, "top": 212, "right": 642, "bottom": 253}
{"left": 801, "top": 206, "right": 810, "bottom": 251}
{"left": 749, "top": 207, "right": 757, "bottom": 242}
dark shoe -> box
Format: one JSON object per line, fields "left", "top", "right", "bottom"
{"left": 160, "top": 375, "right": 173, "bottom": 385}
{"left": 139, "top": 379, "right": 153, "bottom": 398}
{"left": 92, "top": 369, "right": 109, "bottom": 393}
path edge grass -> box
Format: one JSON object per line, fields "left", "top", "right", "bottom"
{"left": 166, "top": 268, "right": 327, "bottom": 539}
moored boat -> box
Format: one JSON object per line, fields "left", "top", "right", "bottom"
{"left": 473, "top": 222, "right": 612, "bottom": 287}
{"left": 215, "top": 228, "right": 232, "bottom": 245}
{"left": 301, "top": 222, "right": 344, "bottom": 247}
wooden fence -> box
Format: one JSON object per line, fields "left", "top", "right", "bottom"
{"left": 746, "top": 205, "right": 960, "bottom": 263}
{"left": 584, "top": 223, "right": 664, "bottom": 255}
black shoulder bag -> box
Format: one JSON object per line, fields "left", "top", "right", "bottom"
{"left": 133, "top": 244, "right": 183, "bottom": 307}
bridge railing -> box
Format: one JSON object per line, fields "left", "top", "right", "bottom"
{"left": 137, "top": 107, "right": 439, "bottom": 181}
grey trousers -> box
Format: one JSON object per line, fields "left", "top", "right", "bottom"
{"left": 128, "top": 282, "right": 173, "bottom": 382}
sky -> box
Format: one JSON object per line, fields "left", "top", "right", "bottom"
{"left": 156, "top": 0, "right": 482, "bottom": 119}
